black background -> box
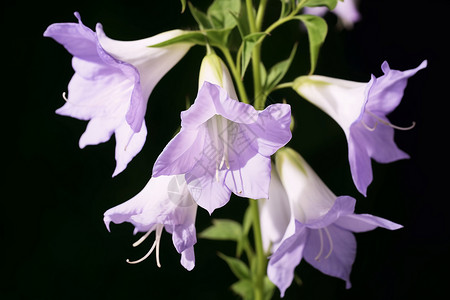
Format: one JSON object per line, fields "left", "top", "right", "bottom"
{"left": 3, "top": 0, "right": 449, "bottom": 299}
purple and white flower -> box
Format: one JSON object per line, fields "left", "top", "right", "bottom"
{"left": 44, "top": 12, "right": 193, "bottom": 176}
{"left": 152, "top": 54, "right": 292, "bottom": 214}
{"left": 266, "top": 147, "right": 402, "bottom": 296}
{"left": 292, "top": 60, "right": 427, "bottom": 195}
{"left": 304, "top": 0, "right": 361, "bottom": 29}
{"left": 104, "top": 174, "right": 197, "bottom": 270}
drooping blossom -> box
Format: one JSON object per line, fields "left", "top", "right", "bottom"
{"left": 292, "top": 60, "right": 427, "bottom": 196}
{"left": 152, "top": 54, "right": 292, "bottom": 214}
{"left": 266, "top": 147, "right": 402, "bottom": 296}
{"left": 304, "top": 0, "right": 361, "bottom": 29}
{"left": 44, "top": 12, "right": 193, "bottom": 176}
{"left": 104, "top": 174, "right": 197, "bottom": 270}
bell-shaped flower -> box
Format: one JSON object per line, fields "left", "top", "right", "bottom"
{"left": 44, "top": 12, "right": 193, "bottom": 176}
{"left": 292, "top": 60, "right": 427, "bottom": 196}
{"left": 152, "top": 54, "right": 292, "bottom": 214}
{"left": 267, "top": 147, "right": 402, "bottom": 296}
{"left": 258, "top": 164, "right": 291, "bottom": 253}
{"left": 104, "top": 174, "right": 197, "bottom": 270}
{"left": 304, "top": 0, "right": 361, "bottom": 29}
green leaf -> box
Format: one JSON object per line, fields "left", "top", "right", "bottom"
{"left": 147, "top": 31, "right": 206, "bottom": 48}
{"left": 240, "top": 32, "right": 267, "bottom": 78}
{"left": 265, "top": 43, "right": 298, "bottom": 91}
{"left": 230, "top": 279, "right": 253, "bottom": 300}
{"left": 294, "top": 15, "right": 327, "bottom": 74}
{"left": 230, "top": 0, "right": 250, "bottom": 38}
{"left": 205, "top": 27, "right": 234, "bottom": 48}
{"left": 207, "top": 0, "right": 241, "bottom": 29}
{"left": 218, "top": 252, "right": 250, "bottom": 280}
{"left": 189, "top": 2, "right": 213, "bottom": 29}
{"left": 199, "top": 219, "right": 242, "bottom": 241}
{"left": 180, "top": 0, "right": 187, "bottom": 13}
{"left": 304, "top": 0, "right": 338, "bottom": 10}
{"left": 263, "top": 276, "right": 276, "bottom": 300}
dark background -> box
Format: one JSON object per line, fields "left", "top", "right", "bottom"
{"left": 3, "top": 0, "right": 448, "bottom": 299}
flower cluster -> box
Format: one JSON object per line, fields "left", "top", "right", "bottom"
{"left": 44, "top": 1, "right": 426, "bottom": 298}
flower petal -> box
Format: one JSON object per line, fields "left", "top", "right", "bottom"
{"left": 240, "top": 103, "right": 292, "bottom": 157}
{"left": 335, "top": 213, "right": 403, "bottom": 233}
{"left": 268, "top": 221, "right": 308, "bottom": 297}
{"left": 185, "top": 157, "right": 232, "bottom": 214}
{"left": 225, "top": 139, "right": 271, "bottom": 199}
{"left": 180, "top": 247, "right": 196, "bottom": 271}
{"left": 303, "top": 224, "right": 356, "bottom": 289}
{"left": 113, "top": 120, "right": 148, "bottom": 177}
{"left": 259, "top": 165, "right": 291, "bottom": 252}
{"left": 152, "top": 127, "right": 206, "bottom": 177}
{"left": 367, "top": 60, "right": 427, "bottom": 115}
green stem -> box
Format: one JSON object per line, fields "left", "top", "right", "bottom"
{"left": 249, "top": 198, "right": 266, "bottom": 300}
{"left": 219, "top": 47, "right": 250, "bottom": 104}
{"left": 246, "top": 0, "right": 264, "bottom": 110}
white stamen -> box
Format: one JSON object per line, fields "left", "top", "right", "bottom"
{"left": 132, "top": 225, "right": 156, "bottom": 247}
{"left": 62, "top": 92, "right": 69, "bottom": 102}
{"left": 323, "top": 227, "right": 334, "bottom": 259}
{"left": 126, "top": 224, "right": 164, "bottom": 266}
{"left": 366, "top": 111, "right": 416, "bottom": 131}
{"left": 361, "top": 119, "right": 377, "bottom": 131}
{"left": 126, "top": 240, "right": 157, "bottom": 264}
{"left": 315, "top": 228, "right": 324, "bottom": 261}
{"left": 155, "top": 225, "right": 163, "bottom": 268}
{"left": 315, "top": 227, "right": 334, "bottom": 261}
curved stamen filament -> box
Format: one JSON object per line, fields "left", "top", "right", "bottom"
{"left": 315, "top": 228, "right": 324, "bottom": 261}
{"left": 62, "top": 92, "right": 69, "bottom": 102}
{"left": 126, "top": 224, "right": 164, "bottom": 267}
{"left": 323, "top": 227, "right": 334, "bottom": 259}
{"left": 315, "top": 227, "right": 334, "bottom": 261}
{"left": 132, "top": 225, "right": 156, "bottom": 247}
{"left": 366, "top": 111, "right": 416, "bottom": 131}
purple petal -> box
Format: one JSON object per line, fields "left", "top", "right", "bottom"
{"left": 347, "top": 126, "right": 373, "bottom": 196}
{"left": 225, "top": 138, "right": 271, "bottom": 199}
{"left": 367, "top": 60, "right": 427, "bottom": 115}
{"left": 304, "top": 196, "right": 356, "bottom": 229}
{"left": 180, "top": 82, "right": 258, "bottom": 129}
{"left": 172, "top": 222, "right": 197, "bottom": 254}
{"left": 185, "top": 157, "right": 232, "bottom": 214}
{"left": 180, "top": 247, "right": 195, "bottom": 271}
{"left": 335, "top": 213, "right": 403, "bottom": 233}
{"left": 43, "top": 12, "right": 98, "bottom": 60}
{"left": 268, "top": 221, "right": 308, "bottom": 297}
{"left": 113, "top": 120, "right": 148, "bottom": 177}
{"left": 152, "top": 127, "right": 206, "bottom": 177}
{"left": 240, "top": 103, "right": 292, "bottom": 157}
{"left": 303, "top": 224, "right": 356, "bottom": 289}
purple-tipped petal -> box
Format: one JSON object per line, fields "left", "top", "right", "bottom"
{"left": 268, "top": 221, "right": 308, "bottom": 297}
{"left": 152, "top": 127, "right": 206, "bottom": 177}
{"left": 335, "top": 213, "right": 403, "bottom": 233}
{"left": 303, "top": 225, "right": 356, "bottom": 289}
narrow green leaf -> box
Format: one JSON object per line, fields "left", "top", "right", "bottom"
{"left": 180, "top": 0, "right": 187, "bottom": 13}
{"left": 147, "top": 31, "right": 206, "bottom": 48}
{"left": 230, "top": 279, "right": 254, "bottom": 300}
{"left": 230, "top": 0, "right": 250, "bottom": 38}
{"left": 199, "top": 219, "right": 242, "bottom": 241}
{"left": 218, "top": 252, "right": 250, "bottom": 280}
{"left": 188, "top": 2, "right": 213, "bottom": 29}
{"left": 294, "top": 15, "right": 327, "bottom": 74}
{"left": 207, "top": 0, "right": 241, "bottom": 29}
{"left": 240, "top": 32, "right": 267, "bottom": 78}
{"left": 265, "top": 43, "right": 298, "bottom": 91}
{"left": 304, "top": 0, "right": 338, "bottom": 10}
